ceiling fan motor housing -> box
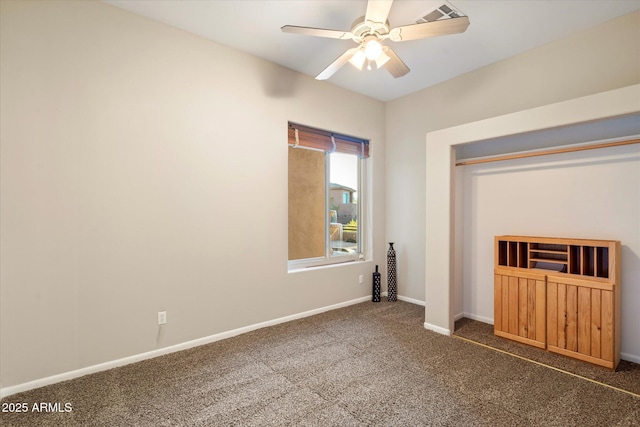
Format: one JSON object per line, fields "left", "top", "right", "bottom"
{"left": 350, "top": 16, "right": 390, "bottom": 43}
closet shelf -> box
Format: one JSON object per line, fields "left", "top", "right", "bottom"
{"left": 529, "top": 258, "right": 567, "bottom": 264}
{"left": 530, "top": 249, "right": 567, "bottom": 254}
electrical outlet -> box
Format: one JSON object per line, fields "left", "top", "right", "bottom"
{"left": 359, "top": 274, "right": 364, "bottom": 284}
{"left": 158, "top": 311, "right": 167, "bottom": 325}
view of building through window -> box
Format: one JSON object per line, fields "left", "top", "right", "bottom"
{"left": 287, "top": 122, "right": 367, "bottom": 268}
{"left": 329, "top": 152, "right": 359, "bottom": 256}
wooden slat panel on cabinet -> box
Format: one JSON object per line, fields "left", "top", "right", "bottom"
{"left": 609, "top": 242, "right": 617, "bottom": 282}
{"left": 547, "top": 282, "right": 557, "bottom": 347}
{"left": 557, "top": 283, "right": 566, "bottom": 349}
{"left": 548, "top": 345, "right": 614, "bottom": 369}
{"left": 535, "top": 280, "right": 546, "bottom": 344}
{"left": 494, "top": 274, "right": 502, "bottom": 332}
{"left": 577, "top": 287, "right": 591, "bottom": 355}
{"left": 591, "top": 289, "right": 601, "bottom": 359}
{"left": 502, "top": 276, "right": 509, "bottom": 332}
{"left": 547, "top": 274, "right": 613, "bottom": 291}
{"left": 495, "top": 330, "right": 546, "bottom": 349}
{"left": 508, "top": 276, "right": 519, "bottom": 335}
{"left": 527, "top": 279, "right": 536, "bottom": 340}
{"left": 566, "top": 285, "right": 578, "bottom": 352}
{"left": 495, "top": 267, "right": 546, "bottom": 281}
{"left": 519, "top": 278, "right": 528, "bottom": 337}
{"left": 601, "top": 290, "right": 614, "bottom": 362}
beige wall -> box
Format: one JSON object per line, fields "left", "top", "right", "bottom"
{"left": 385, "top": 11, "right": 640, "bottom": 302}
{"left": 0, "top": 0, "right": 386, "bottom": 389}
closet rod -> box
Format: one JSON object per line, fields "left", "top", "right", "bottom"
{"left": 455, "top": 138, "right": 640, "bottom": 167}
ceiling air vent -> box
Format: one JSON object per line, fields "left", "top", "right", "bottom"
{"left": 417, "top": 2, "right": 465, "bottom": 23}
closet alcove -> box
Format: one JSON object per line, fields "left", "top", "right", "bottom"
{"left": 424, "top": 85, "right": 640, "bottom": 364}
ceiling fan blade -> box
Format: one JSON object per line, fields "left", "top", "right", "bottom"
{"left": 316, "top": 48, "right": 359, "bottom": 80}
{"left": 281, "top": 25, "right": 353, "bottom": 40}
{"left": 389, "top": 16, "right": 470, "bottom": 42}
{"left": 365, "top": 0, "right": 394, "bottom": 24}
{"left": 382, "top": 46, "right": 409, "bottom": 78}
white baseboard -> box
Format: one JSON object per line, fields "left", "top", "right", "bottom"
{"left": 423, "top": 322, "right": 451, "bottom": 336}
{"left": 621, "top": 352, "right": 640, "bottom": 364}
{"left": 1, "top": 295, "right": 371, "bottom": 399}
{"left": 454, "top": 312, "right": 494, "bottom": 325}
{"left": 461, "top": 312, "right": 494, "bottom": 325}
{"left": 397, "top": 295, "right": 425, "bottom": 306}
{"left": 380, "top": 292, "right": 425, "bottom": 307}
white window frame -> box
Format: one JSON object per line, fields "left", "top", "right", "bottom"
{"left": 288, "top": 150, "right": 366, "bottom": 271}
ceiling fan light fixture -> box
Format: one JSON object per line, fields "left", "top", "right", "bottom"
{"left": 348, "top": 49, "right": 366, "bottom": 70}
{"left": 364, "top": 38, "right": 383, "bottom": 60}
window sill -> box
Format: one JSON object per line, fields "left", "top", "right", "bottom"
{"left": 288, "top": 256, "right": 369, "bottom": 273}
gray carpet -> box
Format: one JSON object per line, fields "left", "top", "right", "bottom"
{"left": 1, "top": 301, "right": 638, "bottom": 426}
{"left": 453, "top": 317, "right": 640, "bottom": 397}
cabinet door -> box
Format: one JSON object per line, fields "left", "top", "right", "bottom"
{"left": 494, "top": 270, "right": 546, "bottom": 349}
{"left": 546, "top": 276, "right": 615, "bottom": 369}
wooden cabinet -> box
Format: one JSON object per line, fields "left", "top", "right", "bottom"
{"left": 546, "top": 275, "right": 619, "bottom": 368}
{"left": 494, "top": 269, "right": 546, "bottom": 349}
{"left": 494, "top": 236, "right": 621, "bottom": 370}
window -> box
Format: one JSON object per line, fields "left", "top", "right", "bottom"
{"left": 288, "top": 122, "right": 368, "bottom": 269}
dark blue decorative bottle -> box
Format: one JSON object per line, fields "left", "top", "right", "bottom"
{"left": 387, "top": 243, "right": 397, "bottom": 302}
{"left": 372, "top": 265, "right": 381, "bottom": 302}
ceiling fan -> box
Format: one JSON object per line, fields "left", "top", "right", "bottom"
{"left": 281, "top": 0, "right": 470, "bottom": 80}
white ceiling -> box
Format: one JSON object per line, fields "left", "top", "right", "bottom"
{"left": 105, "top": 0, "right": 640, "bottom": 102}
